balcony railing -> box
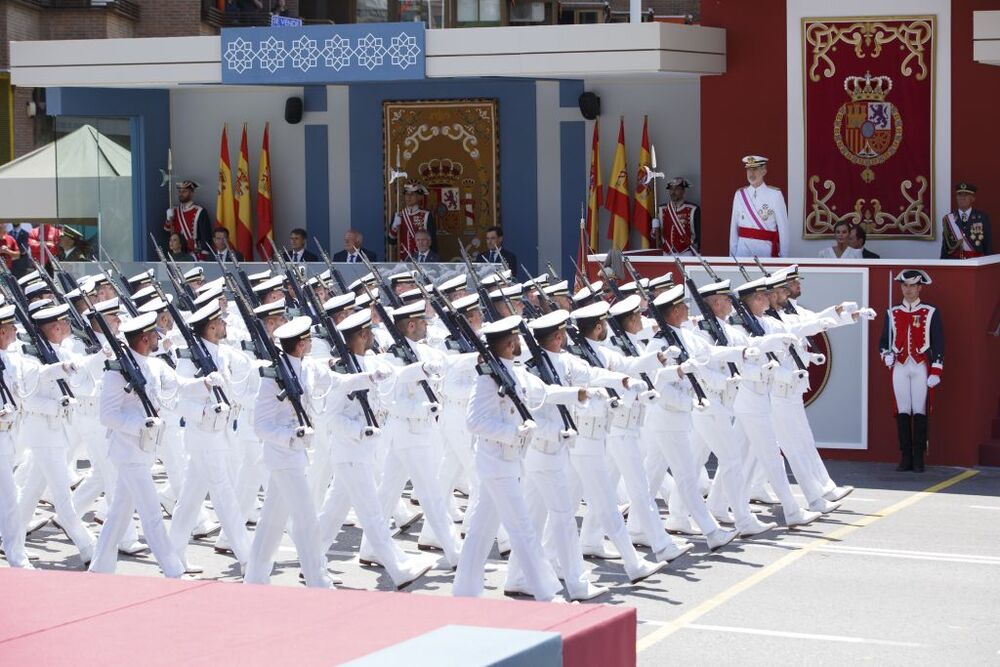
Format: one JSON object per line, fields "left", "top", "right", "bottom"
{"left": 13, "top": 0, "right": 140, "bottom": 21}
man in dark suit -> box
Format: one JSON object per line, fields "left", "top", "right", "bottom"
{"left": 210, "top": 227, "right": 245, "bottom": 262}
{"left": 475, "top": 225, "right": 517, "bottom": 269}
{"left": 940, "top": 182, "right": 992, "bottom": 259}
{"left": 332, "top": 228, "right": 377, "bottom": 263}
{"left": 411, "top": 229, "right": 440, "bottom": 263}
{"left": 287, "top": 228, "right": 318, "bottom": 262}
{"left": 848, "top": 225, "right": 880, "bottom": 259}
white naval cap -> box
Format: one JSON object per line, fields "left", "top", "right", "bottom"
{"left": 132, "top": 284, "right": 157, "bottom": 305}
{"left": 527, "top": 309, "right": 570, "bottom": 335}
{"left": 349, "top": 272, "right": 377, "bottom": 292}
{"left": 480, "top": 270, "right": 512, "bottom": 288}
{"left": 127, "top": 268, "right": 155, "bottom": 288}
{"left": 86, "top": 297, "right": 122, "bottom": 317}
{"left": 648, "top": 272, "right": 674, "bottom": 290}
{"left": 765, "top": 273, "right": 790, "bottom": 290}
{"left": 524, "top": 273, "right": 550, "bottom": 288}
{"left": 609, "top": 294, "right": 642, "bottom": 318}
{"left": 32, "top": 303, "right": 71, "bottom": 325}
{"left": 252, "top": 275, "right": 285, "bottom": 295}
{"left": 572, "top": 281, "right": 604, "bottom": 304}
{"left": 121, "top": 311, "right": 158, "bottom": 336}
{"left": 23, "top": 281, "right": 53, "bottom": 299}
{"left": 246, "top": 268, "right": 272, "bottom": 284}
{"left": 273, "top": 316, "right": 313, "bottom": 343}
{"left": 28, "top": 298, "right": 53, "bottom": 314}
{"left": 571, "top": 300, "right": 610, "bottom": 322}
{"left": 354, "top": 291, "right": 379, "bottom": 308}
{"left": 435, "top": 274, "right": 467, "bottom": 295}
{"left": 652, "top": 284, "right": 688, "bottom": 309}
{"left": 735, "top": 276, "right": 770, "bottom": 297}
{"left": 65, "top": 282, "right": 96, "bottom": 302}
{"left": 186, "top": 300, "right": 223, "bottom": 327}
{"left": 480, "top": 314, "right": 522, "bottom": 342}
{"left": 398, "top": 287, "right": 424, "bottom": 305}
{"left": 196, "top": 277, "right": 225, "bottom": 294}
{"left": 183, "top": 266, "right": 205, "bottom": 283}
{"left": 391, "top": 300, "right": 427, "bottom": 321}
{"left": 17, "top": 271, "right": 40, "bottom": 286}
{"left": 138, "top": 294, "right": 174, "bottom": 314}
{"left": 895, "top": 269, "right": 932, "bottom": 286}
{"left": 253, "top": 299, "right": 287, "bottom": 318}
{"left": 323, "top": 292, "right": 355, "bottom": 315}
{"left": 776, "top": 264, "right": 803, "bottom": 281}
{"left": 451, "top": 294, "right": 481, "bottom": 314}
{"left": 387, "top": 270, "right": 416, "bottom": 285}
{"left": 698, "top": 280, "right": 731, "bottom": 298}
{"left": 742, "top": 155, "right": 769, "bottom": 168}
{"left": 618, "top": 277, "right": 650, "bottom": 295}
{"left": 0, "top": 304, "right": 16, "bottom": 326}
{"left": 337, "top": 308, "right": 372, "bottom": 336}
{"left": 488, "top": 284, "right": 523, "bottom": 301}
{"left": 193, "top": 282, "right": 224, "bottom": 306}
{"left": 542, "top": 280, "right": 570, "bottom": 297}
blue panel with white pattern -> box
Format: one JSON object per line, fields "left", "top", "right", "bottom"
{"left": 221, "top": 23, "right": 425, "bottom": 84}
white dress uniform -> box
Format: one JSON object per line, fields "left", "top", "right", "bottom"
{"left": 15, "top": 304, "right": 97, "bottom": 564}
{"left": 729, "top": 158, "right": 789, "bottom": 258}
{"left": 168, "top": 303, "right": 252, "bottom": 568}
{"left": 89, "top": 313, "right": 194, "bottom": 577}
{"left": 314, "top": 309, "right": 433, "bottom": 590}
{"left": 453, "top": 316, "right": 576, "bottom": 602}
{"left": 244, "top": 318, "right": 332, "bottom": 588}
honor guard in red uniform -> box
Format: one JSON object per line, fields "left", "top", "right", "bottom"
{"left": 652, "top": 177, "right": 701, "bottom": 254}
{"left": 941, "top": 182, "right": 992, "bottom": 259}
{"left": 164, "top": 180, "right": 212, "bottom": 260}
{"left": 879, "top": 269, "right": 943, "bottom": 473}
{"left": 389, "top": 182, "right": 436, "bottom": 262}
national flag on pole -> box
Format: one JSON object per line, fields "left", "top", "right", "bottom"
{"left": 215, "top": 124, "right": 236, "bottom": 253}
{"left": 234, "top": 123, "right": 254, "bottom": 260}
{"left": 586, "top": 122, "right": 602, "bottom": 252}
{"left": 256, "top": 122, "right": 274, "bottom": 261}
{"left": 604, "top": 117, "right": 631, "bottom": 250}
{"left": 633, "top": 116, "right": 653, "bottom": 249}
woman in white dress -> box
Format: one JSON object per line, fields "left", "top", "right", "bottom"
{"left": 819, "top": 221, "right": 863, "bottom": 259}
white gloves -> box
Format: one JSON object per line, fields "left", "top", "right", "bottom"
{"left": 369, "top": 368, "right": 393, "bottom": 385}
{"left": 422, "top": 360, "right": 443, "bottom": 378}
{"left": 623, "top": 381, "right": 645, "bottom": 401}
{"left": 422, "top": 401, "right": 441, "bottom": 415}
{"left": 62, "top": 361, "right": 79, "bottom": 375}
{"left": 856, "top": 308, "right": 877, "bottom": 321}
{"left": 0, "top": 405, "right": 16, "bottom": 422}
{"left": 818, "top": 317, "right": 838, "bottom": 330}
{"left": 166, "top": 209, "right": 174, "bottom": 220}
{"left": 839, "top": 301, "right": 859, "bottom": 314}
{"left": 756, "top": 335, "right": 789, "bottom": 354}
{"left": 651, "top": 218, "right": 662, "bottom": 230}
{"left": 882, "top": 353, "right": 895, "bottom": 368}
{"left": 517, "top": 419, "right": 537, "bottom": 443}
{"left": 743, "top": 346, "right": 762, "bottom": 362}
{"left": 927, "top": 375, "right": 941, "bottom": 388}
{"left": 559, "top": 428, "right": 577, "bottom": 441}
{"left": 204, "top": 371, "right": 225, "bottom": 388}
{"left": 586, "top": 387, "right": 608, "bottom": 402}
{"left": 808, "top": 353, "right": 826, "bottom": 366}
{"left": 58, "top": 396, "right": 76, "bottom": 417}
{"left": 794, "top": 369, "right": 809, "bottom": 381}
{"left": 294, "top": 425, "right": 315, "bottom": 446}
{"left": 639, "top": 389, "right": 660, "bottom": 403}
{"left": 679, "top": 358, "right": 702, "bottom": 374}
{"left": 144, "top": 417, "right": 163, "bottom": 429}
{"left": 660, "top": 345, "right": 682, "bottom": 361}
{"left": 761, "top": 359, "right": 780, "bottom": 375}
{"left": 361, "top": 425, "right": 381, "bottom": 439}
{"left": 102, "top": 345, "right": 114, "bottom": 359}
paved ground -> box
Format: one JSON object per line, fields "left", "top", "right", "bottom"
{"left": 15, "top": 460, "right": 999, "bottom": 665}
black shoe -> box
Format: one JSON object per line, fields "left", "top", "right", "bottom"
{"left": 895, "top": 413, "right": 913, "bottom": 471}
{"left": 912, "top": 414, "right": 928, "bottom": 473}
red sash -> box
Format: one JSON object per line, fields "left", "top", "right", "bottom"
{"left": 738, "top": 189, "right": 779, "bottom": 257}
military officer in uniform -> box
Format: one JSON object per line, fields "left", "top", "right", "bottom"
{"left": 652, "top": 177, "right": 701, "bottom": 254}
{"left": 941, "top": 183, "right": 992, "bottom": 259}
{"left": 879, "top": 269, "right": 943, "bottom": 473}
{"left": 729, "top": 156, "right": 789, "bottom": 258}
{"left": 389, "top": 183, "right": 436, "bottom": 261}
{"left": 164, "top": 180, "right": 211, "bottom": 260}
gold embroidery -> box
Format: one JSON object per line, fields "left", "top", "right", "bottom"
{"left": 805, "top": 18, "right": 933, "bottom": 83}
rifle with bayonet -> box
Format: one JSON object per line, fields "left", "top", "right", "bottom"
{"left": 313, "top": 239, "right": 348, "bottom": 294}
{"left": 405, "top": 251, "right": 474, "bottom": 354}
{"left": 268, "top": 238, "right": 313, "bottom": 321}
{"left": 92, "top": 250, "right": 140, "bottom": 318}
{"left": 560, "top": 257, "right": 621, "bottom": 405}
{"left": 149, "top": 232, "right": 197, "bottom": 312}
{"left": 458, "top": 242, "right": 500, "bottom": 321}
{"left": 622, "top": 256, "right": 709, "bottom": 408}
{"left": 20, "top": 243, "right": 102, "bottom": 354}
{"left": 513, "top": 296, "right": 577, "bottom": 432}
{"left": 750, "top": 256, "right": 808, "bottom": 371}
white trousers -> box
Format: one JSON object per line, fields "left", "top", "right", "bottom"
{"left": 168, "top": 445, "right": 250, "bottom": 565}
{"left": 893, "top": 358, "right": 928, "bottom": 415}
{"left": 733, "top": 412, "right": 802, "bottom": 516}
{"left": 453, "top": 465, "right": 561, "bottom": 601}
{"left": 234, "top": 436, "right": 266, "bottom": 522}
{"left": 90, "top": 461, "right": 184, "bottom": 578}
{"left": 693, "top": 411, "right": 757, "bottom": 528}
{"left": 0, "top": 446, "right": 29, "bottom": 568}
{"left": 771, "top": 395, "right": 828, "bottom": 505}
{"left": 17, "top": 446, "right": 94, "bottom": 559}
{"left": 605, "top": 433, "right": 672, "bottom": 553}
{"left": 644, "top": 428, "right": 720, "bottom": 536}
{"left": 244, "top": 466, "right": 330, "bottom": 588}
{"left": 570, "top": 444, "right": 644, "bottom": 576}
{"left": 317, "top": 460, "right": 420, "bottom": 587}
{"left": 72, "top": 419, "right": 141, "bottom": 548}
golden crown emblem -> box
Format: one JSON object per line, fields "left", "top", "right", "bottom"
{"left": 843, "top": 72, "right": 893, "bottom": 102}
{"left": 418, "top": 158, "right": 464, "bottom": 184}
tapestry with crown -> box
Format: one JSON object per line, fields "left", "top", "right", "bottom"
{"left": 803, "top": 17, "right": 935, "bottom": 240}
{"left": 382, "top": 99, "right": 500, "bottom": 261}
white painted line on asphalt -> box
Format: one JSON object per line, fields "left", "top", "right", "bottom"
{"left": 969, "top": 505, "right": 1000, "bottom": 511}
{"left": 681, "top": 623, "right": 928, "bottom": 648}
{"left": 782, "top": 542, "right": 1000, "bottom": 565}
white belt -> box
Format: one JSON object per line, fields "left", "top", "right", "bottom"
{"left": 575, "top": 414, "right": 608, "bottom": 438}
{"left": 531, "top": 438, "right": 563, "bottom": 455}
{"left": 0, "top": 420, "right": 15, "bottom": 432}
{"left": 478, "top": 437, "right": 524, "bottom": 462}
{"left": 770, "top": 382, "right": 796, "bottom": 399}
{"left": 746, "top": 380, "right": 770, "bottom": 395}
{"left": 610, "top": 403, "right": 644, "bottom": 431}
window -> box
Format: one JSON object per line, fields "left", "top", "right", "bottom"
{"left": 456, "top": 0, "right": 500, "bottom": 25}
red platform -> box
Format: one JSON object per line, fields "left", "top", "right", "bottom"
{"left": 0, "top": 569, "right": 635, "bottom": 666}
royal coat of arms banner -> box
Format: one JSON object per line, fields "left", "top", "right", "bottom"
{"left": 803, "top": 17, "right": 935, "bottom": 239}
{"left": 383, "top": 99, "right": 499, "bottom": 261}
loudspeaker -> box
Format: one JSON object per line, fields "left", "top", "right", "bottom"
{"left": 284, "top": 96, "right": 303, "bottom": 124}
{"left": 578, "top": 92, "right": 600, "bottom": 120}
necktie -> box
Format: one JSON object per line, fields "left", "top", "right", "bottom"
{"left": 349, "top": 254, "right": 355, "bottom": 263}
{"left": 419, "top": 253, "right": 426, "bottom": 263}
{"left": 490, "top": 251, "right": 497, "bottom": 263}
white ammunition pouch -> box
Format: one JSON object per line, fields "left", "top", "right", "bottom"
{"left": 0, "top": 418, "right": 16, "bottom": 432}
{"left": 531, "top": 437, "right": 563, "bottom": 455}
{"left": 771, "top": 381, "right": 796, "bottom": 400}
{"left": 405, "top": 414, "right": 433, "bottom": 436}
{"left": 500, "top": 441, "right": 522, "bottom": 461}
{"left": 575, "top": 414, "right": 608, "bottom": 439}
{"left": 611, "top": 402, "right": 644, "bottom": 431}
{"left": 200, "top": 402, "right": 232, "bottom": 432}
{"left": 139, "top": 422, "right": 165, "bottom": 453}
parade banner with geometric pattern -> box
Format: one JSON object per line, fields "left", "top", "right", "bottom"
{"left": 803, "top": 16, "right": 935, "bottom": 240}
{"left": 383, "top": 99, "right": 499, "bottom": 261}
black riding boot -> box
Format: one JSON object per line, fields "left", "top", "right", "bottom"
{"left": 912, "top": 413, "right": 928, "bottom": 473}
{"left": 895, "top": 413, "right": 913, "bottom": 471}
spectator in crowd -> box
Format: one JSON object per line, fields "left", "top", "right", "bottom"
{"left": 476, "top": 225, "right": 517, "bottom": 268}
{"left": 167, "top": 231, "right": 198, "bottom": 262}
{"left": 56, "top": 226, "right": 89, "bottom": 262}
{"left": 0, "top": 225, "right": 21, "bottom": 271}
{"left": 818, "top": 220, "right": 863, "bottom": 259}
{"left": 332, "top": 229, "right": 376, "bottom": 263}
{"left": 287, "top": 228, "right": 318, "bottom": 263}
{"left": 412, "top": 229, "right": 440, "bottom": 263}
{"left": 11, "top": 223, "right": 33, "bottom": 276}
{"left": 211, "top": 227, "right": 244, "bottom": 262}
{"left": 848, "top": 225, "right": 880, "bottom": 259}
{"left": 271, "top": 0, "right": 288, "bottom": 16}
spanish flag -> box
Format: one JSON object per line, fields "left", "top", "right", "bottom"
{"left": 633, "top": 116, "right": 653, "bottom": 249}
{"left": 234, "top": 123, "right": 254, "bottom": 260}
{"left": 586, "top": 122, "right": 602, "bottom": 252}
{"left": 256, "top": 122, "right": 274, "bottom": 261}
{"left": 604, "top": 117, "right": 631, "bottom": 250}
{"left": 215, "top": 124, "right": 236, "bottom": 250}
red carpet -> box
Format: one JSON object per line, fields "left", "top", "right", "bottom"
{"left": 0, "top": 570, "right": 635, "bottom": 666}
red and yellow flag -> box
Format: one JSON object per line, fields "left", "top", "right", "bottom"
{"left": 604, "top": 117, "right": 631, "bottom": 250}
{"left": 256, "top": 122, "right": 274, "bottom": 261}
{"left": 234, "top": 123, "right": 254, "bottom": 260}
{"left": 215, "top": 124, "right": 236, "bottom": 249}
{"left": 586, "top": 122, "right": 602, "bottom": 252}
{"left": 633, "top": 116, "right": 653, "bottom": 249}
